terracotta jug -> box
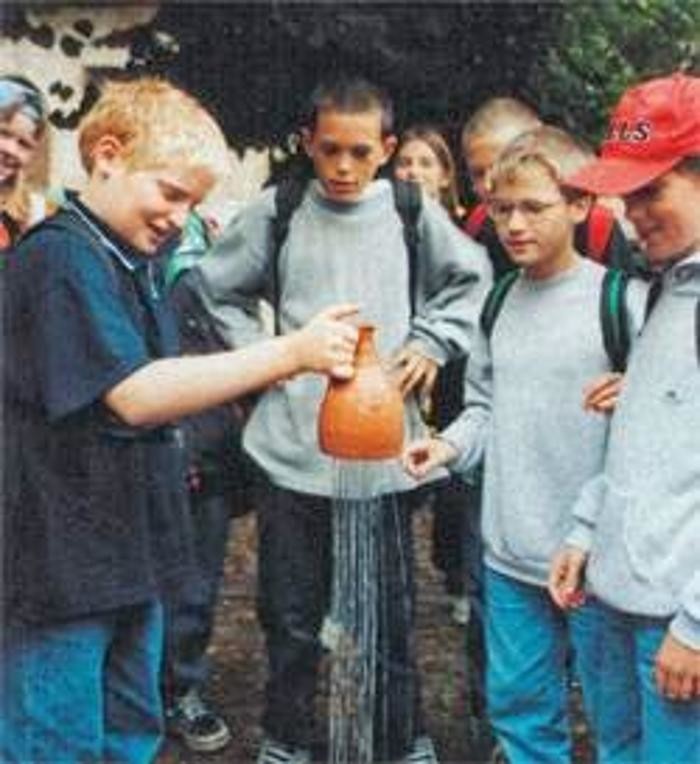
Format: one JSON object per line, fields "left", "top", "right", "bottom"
{"left": 319, "top": 324, "right": 405, "bottom": 460}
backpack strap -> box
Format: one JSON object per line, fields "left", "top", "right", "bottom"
{"left": 586, "top": 205, "right": 615, "bottom": 264}
{"left": 479, "top": 269, "right": 519, "bottom": 340}
{"left": 269, "top": 178, "right": 422, "bottom": 332}
{"left": 464, "top": 202, "right": 489, "bottom": 239}
{"left": 271, "top": 176, "right": 308, "bottom": 334}
{"left": 600, "top": 268, "right": 631, "bottom": 373}
{"left": 391, "top": 179, "right": 422, "bottom": 316}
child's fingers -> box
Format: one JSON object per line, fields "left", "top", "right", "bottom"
{"left": 401, "top": 441, "right": 433, "bottom": 477}
{"left": 547, "top": 560, "right": 570, "bottom": 609}
{"left": 548, "top": 550, "right": 585, "bottom": 609}
{"left": 583, "top": 373, "right": 623, "bottom": 412}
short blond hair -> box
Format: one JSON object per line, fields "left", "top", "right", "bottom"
{"left": 78, "top": 77, "right": 229, "bottom": 176}
{"left": 462, "top": 97, "right": 540, "bottom": 146}
{"left": 486, "top": 125, "right": 594, "bottom": 196}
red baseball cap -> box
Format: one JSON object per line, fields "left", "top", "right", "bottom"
{"left": 566, "top": 73, "right": 700, "bottom": 196}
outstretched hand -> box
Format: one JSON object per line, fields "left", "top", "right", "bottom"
{"left": 294, "top": 304, "right": 359, "bottom": 379}
{"left": 401, "top": 437, "right": 458, "bottom": 480}
{"left": 548, "top": 546, "right": 588, "bottom": 609}
{"left": 391, "top": 343, "right": 439, "bottom": 402}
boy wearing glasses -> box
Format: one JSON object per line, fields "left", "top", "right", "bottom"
{"left": 402, "top": 125, "right": 647, "bottom": 763}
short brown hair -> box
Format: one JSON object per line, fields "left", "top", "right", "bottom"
{"left": 78, "top": 77, "right": 229, "bottom": 176}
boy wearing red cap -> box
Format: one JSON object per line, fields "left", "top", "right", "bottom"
{"left": 549, "top": 73, "right": 700, "bottom": 762}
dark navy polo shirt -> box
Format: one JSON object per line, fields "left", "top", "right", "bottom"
{"left": 2, "top": 197, "right": 195, "bottom": 623}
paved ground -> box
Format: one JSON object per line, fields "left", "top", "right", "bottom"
{"left": 158, "top": 508, "right": 591, "bottom": 764}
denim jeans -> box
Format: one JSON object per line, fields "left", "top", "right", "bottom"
{"left": 484, "top": 567, "right": 600, "bottom": 764}
{"left": 0, "top": 600, "right": 164, "bottom": 763}
{"left": 582, "top": 599, "right": 700, "bottom": 764}
{"left": 163, "top": 490, "right": 234, "bottom": 700}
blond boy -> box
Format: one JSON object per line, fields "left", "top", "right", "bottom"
{"left": 0, "top": 78, "right": 357, "bottom": 762}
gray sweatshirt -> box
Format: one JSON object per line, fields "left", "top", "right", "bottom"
{"left": 443, "top": 257, "right": 646, "bottom": 587}
{"left": 191, "top": 179, "right": 492, "bottom": 496}
{"left": 567, "top": 252, "right": 700, "bottom": 649}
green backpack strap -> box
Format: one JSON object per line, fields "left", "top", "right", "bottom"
{"left": 391, "top": 178, "right": 422, "bottom": 316}
{"left": 479, "top": 269, "right": 519, "bottom": 340}
{"left": 600, "top": 268, "right": 631, "bottom": 373}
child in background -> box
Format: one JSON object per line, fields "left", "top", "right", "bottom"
{"left": 0, "top": 76, "right": 51, "bottom": 252}
{"left": 161, "top": 210, "right": 246, "bottom": 754}
{"left": 394, "top": 125, "right": 472, "bottom": 628}
{"left": 403, "top": 125, "right": 646, "bottom": 764}
{"left": 394, "top": 124, "right": 465, "bottom": 223}
{"left": 550, "top": 72, "right": 700, "bottom": 764}
{"left": 461, "top": 95, "right": 640, "bottom": 278}
{"left": 1, "top": 77, "right": 358, "bottom": 763}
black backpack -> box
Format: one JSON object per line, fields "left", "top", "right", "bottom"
{"left": 480, "top": 267, "right": 639, "bottom": 373}
{"left": 269, "top": 176, "right": 422, "bottom": 334}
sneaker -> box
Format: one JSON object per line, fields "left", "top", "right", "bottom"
{"left": 404, "top": 735, "right": 439, "bottom": 764}
{"left": 449, "top": 595, "right": 471, "bottom": 626}
{"left": 256, "top": 737, "right": 312, "bottom": 764}
{"left": 166, "top": 687, "right": 231, "bottom": 753}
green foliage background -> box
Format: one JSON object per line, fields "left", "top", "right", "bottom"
{"left": 529, "top": 0, "right": 699, "bottom": 144}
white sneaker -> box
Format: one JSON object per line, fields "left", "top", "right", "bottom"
{"left": 404, "top": 735, "right": 439, "bottom": 764}
{"left": 256, "top": 737, "right": 312, "bottom": 764}
{"left": 450, "top": 595, "right": 471, "bottom": 626}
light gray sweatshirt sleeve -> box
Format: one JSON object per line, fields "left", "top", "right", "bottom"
{"left": 439, "top": 326, "right": 492, "bottom": 479}
{"left": 407, "top": 196, "right": 492, "bottom": 365}
{"left": 566, "top": 474, "right": 607, "bottom": 552}
{"left": 671, "top": 571, "right": 700, "bottom": 649}
{"left": 186, "top": 189, "right": 277, "bottom": 348}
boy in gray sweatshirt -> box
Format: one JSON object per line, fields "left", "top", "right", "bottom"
{"left": 188, "top": 77, "right": 491, "bottom": 764}
{"left": 403, "top": 126, "right": 646, "bottom": 764}
{"left": 550, "top": 73, "right": 700, "bottom": 763}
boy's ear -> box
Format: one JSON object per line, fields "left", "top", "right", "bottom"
{"left": 301, "top": 127, "right": 314, "bottom": 158}
{"left": 90, "top": 134, "right": 127, "bottom": 175}
{"left": 568, "top": 193, "right": 592, "bottom": 225}
{"left": 380, "top": 134, "right": 398, "bottom": 165}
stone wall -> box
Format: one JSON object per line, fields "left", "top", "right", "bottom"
{"left": 0, "top": 4, "right": 270, "bottom": 224}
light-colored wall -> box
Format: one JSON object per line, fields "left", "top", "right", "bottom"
{"left": 1, "top": 4, "right": 271, "bottom": 225}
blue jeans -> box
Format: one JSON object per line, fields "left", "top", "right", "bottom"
{"left": 583, "top": 599, "right": 700, "bottom": 764}
{"left": 484, "top": 568, "right": 600, "bottom": 764}
{"left": 164, "top": 490, "right": 234, "bottom": 700}
{"left": 0, "top": 601, "right": 164, "bottom": 763}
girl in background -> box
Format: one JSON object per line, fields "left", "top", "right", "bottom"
{"left": 394, "top": 124, "right": 466, "bottom": 224}
{"left": 0, "top": 76, "right": 50, "bottom": 252}
{"left": 394, "top": 125, "right": 474, "bottom": 630}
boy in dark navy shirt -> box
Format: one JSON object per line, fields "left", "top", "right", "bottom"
{"left": 0, "top": 77, "right": 358, "bottom": 763}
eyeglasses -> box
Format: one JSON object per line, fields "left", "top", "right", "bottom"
{"left": 487, "top": 198, "right": 565, "bottom": 224}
